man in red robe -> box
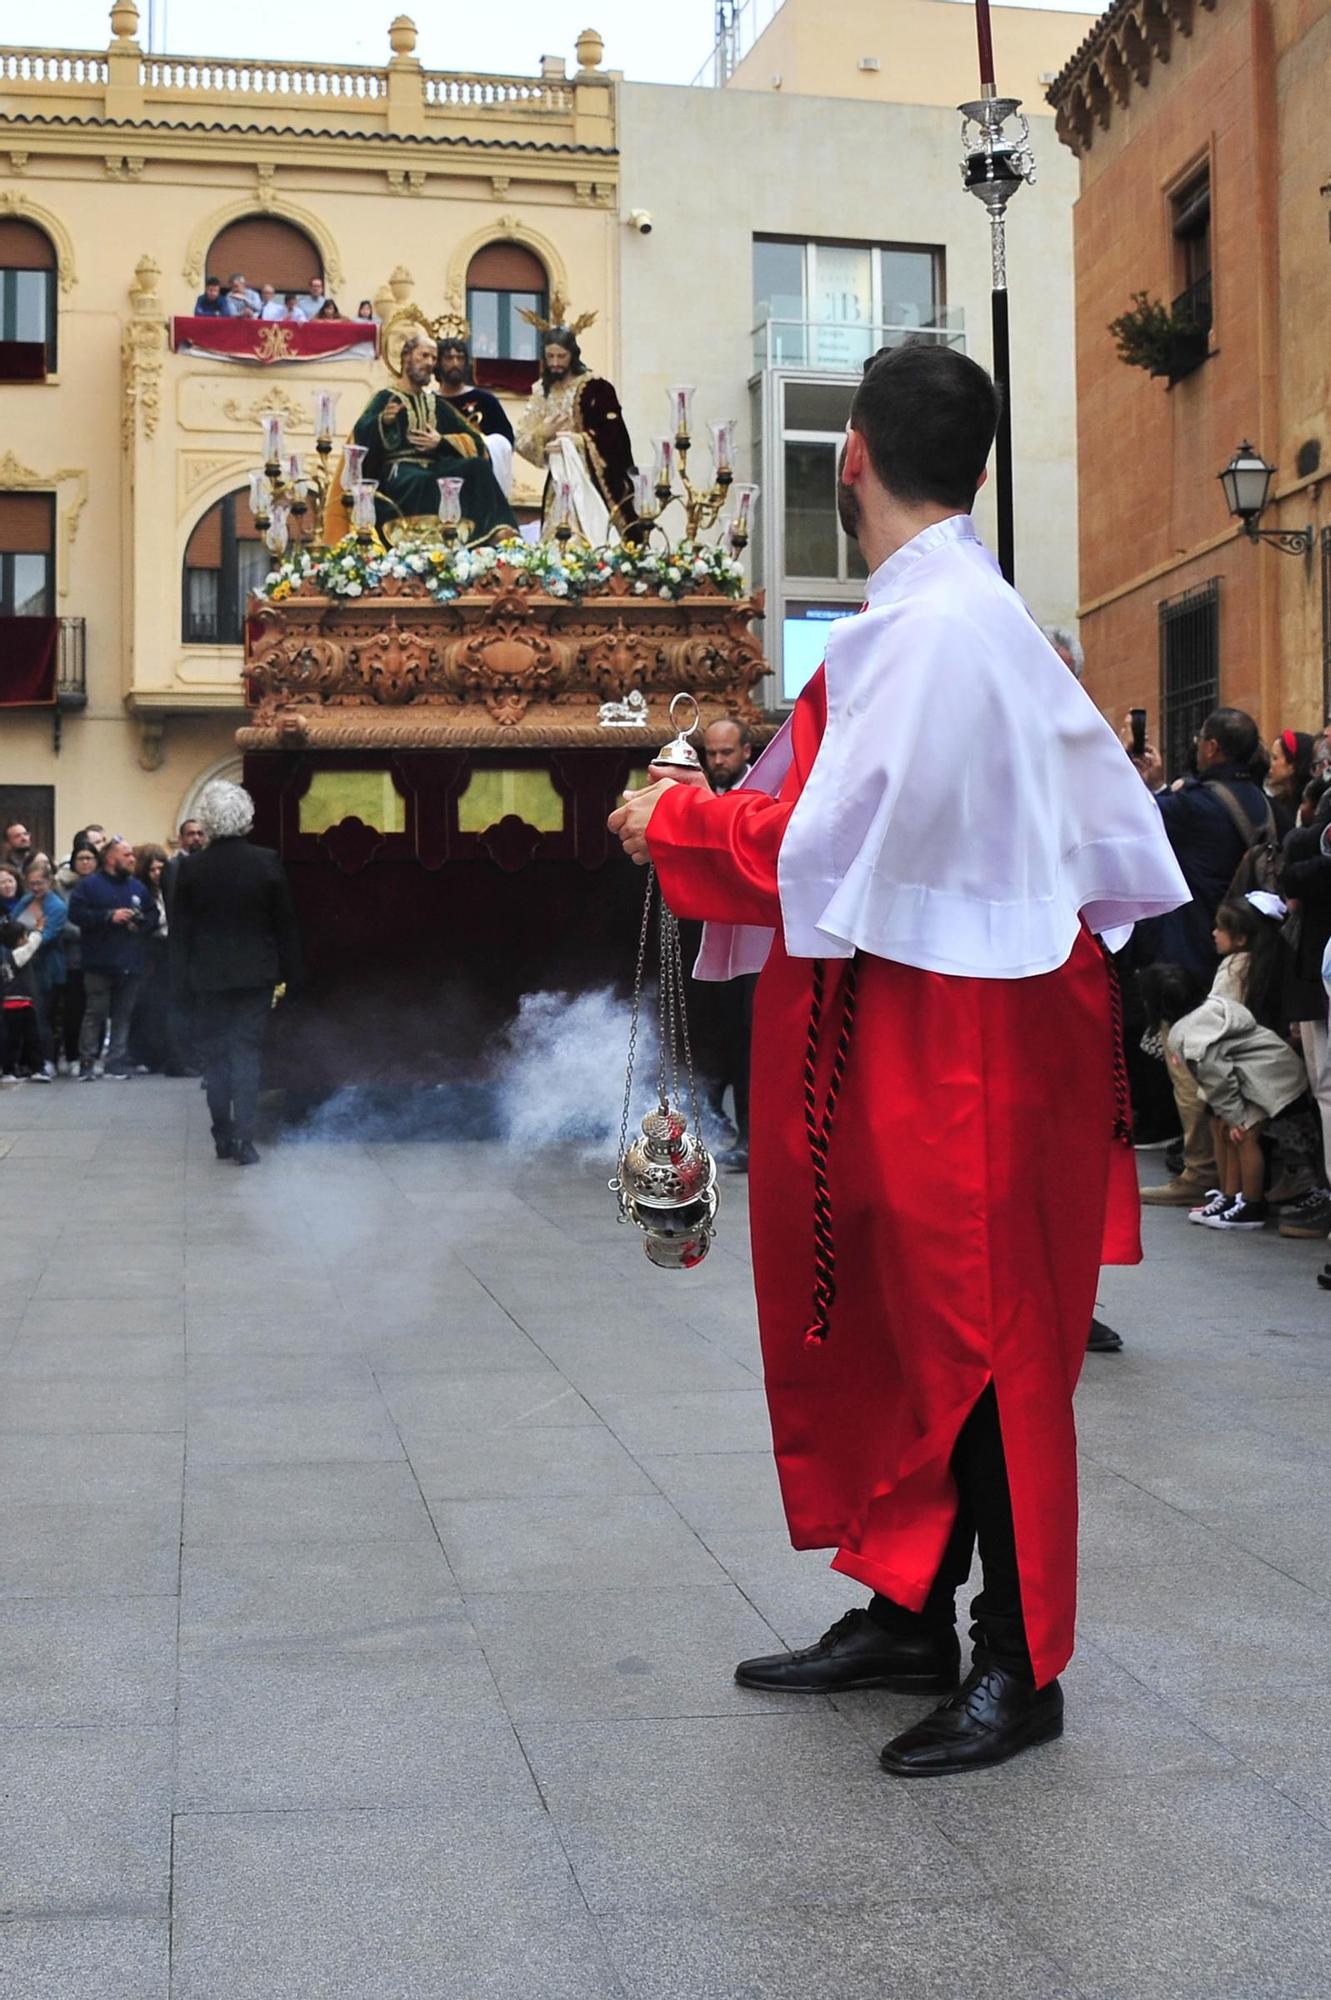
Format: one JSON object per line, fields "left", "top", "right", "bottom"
{"left": 609, "top": 344, "right": 1186, "bottom": 1776}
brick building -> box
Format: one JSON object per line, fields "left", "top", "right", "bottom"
{"left": 1049, "top": 0, "right": 1331, "bottom": 773}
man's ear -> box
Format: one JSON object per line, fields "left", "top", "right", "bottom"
{"left": 974, "top": 465, "right": 989, "bottom": 493}
{"left": 841, "top": 429, "right": 868, "bottom": 484}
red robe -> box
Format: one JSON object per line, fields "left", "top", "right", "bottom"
{"left": 647, "top": 669, "right": 1141, "bottom": 1688}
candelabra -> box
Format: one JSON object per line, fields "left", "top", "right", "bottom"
{"left": 249, "top": 391, "right": 343, "bottom": 555}
{"left": 632, "top": 387, "right": 759, "bottom": 553}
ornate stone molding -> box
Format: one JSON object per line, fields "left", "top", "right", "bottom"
{"left": 387, "top": 168, "right": 427, "bottom": 195}
{"left": 219, "top": 385, "right": 311, "bottom": 432}
{"left": 1048, "top": 0, "right": 1218, "bottom": 154}
{"left": 182, "top": 193, "right": 344, "bottom": 292}
{"left": 0, "top": 451, "right": 88, "bottom": 597}
{"left": 443, "top": 216, "right": 571, "bottom": 325}
{"left": 0, "top": 190, "right": 76, "bottom": 290}
{"left": 180, "top": 451, "right": 250, "bottom": 502}
{"left": 122, "top": 253, "right": 167, "bottom": 446}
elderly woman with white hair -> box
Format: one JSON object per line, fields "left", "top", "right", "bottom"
{"left": 170, "top": 780, "right": 301, "bottom": 1164}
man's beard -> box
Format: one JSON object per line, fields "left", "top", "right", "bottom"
{"left": 836, "top": 441, "right": 861, "bottom": 543}
{"left": 404, "top": 360, "right": 434, "bottom": 389}
{"left": 439, "top": 369, "right": 465, "bottom": 390}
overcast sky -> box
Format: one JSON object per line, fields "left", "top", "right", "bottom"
{"left": 34, "top": 0, "right": 1096, "bottom": 87}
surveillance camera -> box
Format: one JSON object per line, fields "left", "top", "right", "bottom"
{"left": 627, "top": 208, "right": 654, "bottom": 236}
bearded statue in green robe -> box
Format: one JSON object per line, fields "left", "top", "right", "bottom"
{"left": 351, "top": 331, "right": 518, "bottom": 542}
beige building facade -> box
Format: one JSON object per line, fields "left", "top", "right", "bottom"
{"left": 1, "top": 0, "right": 1091, "bottom": 853}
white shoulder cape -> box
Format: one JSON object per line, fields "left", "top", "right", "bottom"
{"left": 695, "top": 514, "right": 1189, "bottom": 982}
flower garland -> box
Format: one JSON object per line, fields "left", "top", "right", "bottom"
{"left": 260, "top": 534, "right": 748, "bottom": 606}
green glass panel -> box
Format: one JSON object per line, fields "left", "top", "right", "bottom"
{"left": 299, "top": 770, "right": 406, "bottom": 835}
{"left": 456, "top": 768, "right": 564, "bottom": 835}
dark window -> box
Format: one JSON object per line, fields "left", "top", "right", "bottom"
{"left": 1171, "top": 168, "right": 1212, "bottom": 353}
{"left": 1159, "top": 578, "right": 1220, "bottom": 780}
{"left": 206, "top": 217, "right": 322, "bottom": 298}
{"left": 0, "top": 491, "right": 54, "bottom": 615}
{"left": 466, "top": 243, "right": 548, "bottom": 362}
{"left": 0, "top": 218, "right": 57, "bottom": 374}
{"left": 182, "top": 489, "right": 266, "bottom": 646}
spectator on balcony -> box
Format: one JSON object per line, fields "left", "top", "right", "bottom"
{"left": 357, "top": 300, "right": 377, "bottom": 322}
{"left": 298, "top": 276, "right": 338, "bottom": 319}
{"left": 275, "top": 293, "right": 303, "bottom": 324}
{"left": 223, "top": 272, "right": 261, "bottom": 317}
{"left": 194, "top": 275, "right": 228, "bottom": 317}
{"left": 258, "top": 283, "right": 282, "bottom": 321}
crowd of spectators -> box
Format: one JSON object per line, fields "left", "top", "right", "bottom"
{"left": 192, "top": 270, "right": 378, "bottom": 324}
{"left": 1117, "top": 702, "right": 1331, "bottom": 1257}
{"left": 0, "top": 814, "right": 205, "bottom": 1084}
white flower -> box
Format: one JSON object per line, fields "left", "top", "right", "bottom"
{"left": 633, "top": 581, "right": 648, "bottom": 595}
{"left": 345, "top": 581, "right": 363, "bottom": 596}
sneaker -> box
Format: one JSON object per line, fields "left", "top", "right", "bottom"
{"left": 1141, "top": 1176, "right": 1216, "bottom": 1207}
{"left": 1202, "top": 1195, "right": 1269, "bottom": 1231}
{"left": 55, "top": 1056, "right": 70, "bottom": 1076}
{"left": 1187, "top": 1189, "right": 1228, "bottom": 1224}
{"left": 77, "top": 1063, "right": 97, "bottom": 1081}
{"left": 1279, "top": 1189, "right": 1331, "bottom": 1239}
{"left": 103, "top": 1067, "right": 131, "bottom": 1081}
{"left": 0, "top": 1072, "right": 21, "bottom": 1088}
{"left": 29, "top": 1066, "right": 53, "bottom": 1084}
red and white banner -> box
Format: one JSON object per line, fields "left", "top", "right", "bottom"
{"left": 171, "top": 317, "right": 379, "bottom": 365}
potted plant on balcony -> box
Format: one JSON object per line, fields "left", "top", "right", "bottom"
{"left": 1108, "top": 290, "right": 1210, "bottom": 385}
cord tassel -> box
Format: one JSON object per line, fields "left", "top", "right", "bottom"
{"left": 1101, "top": 942, "right": 1134, "bottom": 1148}
{"left": 802, "top": 956, "right": 859, "bottom": 1344}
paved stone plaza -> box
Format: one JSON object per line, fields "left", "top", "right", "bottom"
{"left": 1, "top": 1079, "right": 1330, "bottom": 1997}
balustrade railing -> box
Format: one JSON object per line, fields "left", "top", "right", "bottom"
{"left": 57, "top": 617, "right": 87, "bottom": 709}
{"left": 0, "top": 49, "right": 108, "bottom": 84}
{"left": 423, "top": 71, "right": 573, "bottom": 111}
{"left": 141, "top": 56, "right": 387, "bottom": 98}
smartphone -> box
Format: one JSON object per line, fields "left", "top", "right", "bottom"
{"left": 1130, "top": 708, "right": 1147, "bottom": 760}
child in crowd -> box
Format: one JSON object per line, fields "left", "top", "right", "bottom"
{"left": 0, "top": 911, "right": 44, "bottom": 1082}
{"left": 1166, "top": 894, "right": 1308, "bottom": 1230}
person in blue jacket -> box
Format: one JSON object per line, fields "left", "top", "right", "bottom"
{"left": 13, "top": 855, "right": 67, "bottom": 1079}
{"left": 67, "top": 837, "right": 158, "bottom": 1080}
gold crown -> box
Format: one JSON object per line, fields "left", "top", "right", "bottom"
{"left": 517, "top": 292, "right": 597, "bottom": 338}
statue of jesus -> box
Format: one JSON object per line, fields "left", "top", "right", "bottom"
{"left": 351, "top": 331, "right": 518, "bottom": 542}
{"left": 513, "top": 321, "right": 641, "bottom": 544}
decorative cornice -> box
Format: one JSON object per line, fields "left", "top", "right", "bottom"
{"left": 0, "top": 188, "right": 76, "bottom": 288}
{"left": 1047, "top": 0, "right": 1218, "bottom": 156}
{"left": 0, "top": 451, "right": 88, "bottom": 596}
{"left": 0, "top": 108, "right": 617, "bottom": 158}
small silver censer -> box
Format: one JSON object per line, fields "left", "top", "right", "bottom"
{"left": 609, "top": 694, "right": 718, "bottom": 1269}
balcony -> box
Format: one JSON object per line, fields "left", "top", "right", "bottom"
{"left": 57, "top": 615, "right": 86, "bottom": 710}
{"left": 1166, "top": 273, "right": 1212, "bottom": 385}
{"left": 752, "top": 310, "right": 967, "bottom": 373}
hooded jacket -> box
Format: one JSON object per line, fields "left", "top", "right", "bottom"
{"left": 1168, "top": 991, "right": 1306, "bottom": 1129}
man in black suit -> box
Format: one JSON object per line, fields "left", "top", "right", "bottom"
{"left": 171, "top": 782, "right": 300, "bottom": 1165}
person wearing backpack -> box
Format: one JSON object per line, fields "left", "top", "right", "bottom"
{"left": 1132, "top": 707, "right": 1273, "bottom": 1205}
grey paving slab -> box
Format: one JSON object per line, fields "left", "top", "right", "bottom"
{"left": 0, "top": 1500, "right": 180, "bottom": 1599}
{"left": 0, "top": 1724, "right": 172, "bottom": 1918}
{"left": 638, "top": 1449, "right": 788, "bottom": 1534}
{"left": 0, "top": 1918, "right": 170, "bottom": 1997}
{"left": 586, "top": 1388, "right": 775, "bottom": 1457}
{"left": 179, "top": 1540, "right": 460, "bottom": 1651}
{"left": 172, "top": 1806, "right": 621, "bottom": 2000}
{"left": 469, "top": 1583, "right": 805, "bottom": 1722}
{"left": 0, "top": 1432, "right": 183, "bottom": 1508}
{"left": 523, "top": 1711, "right": 988, "bottom": 1914}
{"left": 182, "top": 1367, "right": 405, "bottom": 1467}
{"left": 375, "top": 1365, "right": 601, "bottom": 1433}
{"left": 533, "top": 1326, "right": 762, "bottom": 1395}
{"left": 0, "top": 1596, "right": 177, "bottom": 1726}
{"left": 598, "top": 1901, "right": 1083, "bottom": 2000}
{"left": 429, "top": 1493, "right": 728, "bottom": 1594}
{"left": 1, "top": 1331, "right": 184, "bottom": 1378}
{"left": 183, "top": 1460, "right": 434, "bottom": 1544}
{"left": 1182, "top": 1680, "right": 1331, "bottom": 1824}
{"left": 182, "top": 1307, "right": 364, "bottom": 1359}
{"left": 18, "top": 1297, "right": 185, "bottom": 1341}
{"left": 408, "top": 1422, "right": 654, "bottom": 1500}
{"left": 0, "top": 1374, "right": 184, "bottom": 1433}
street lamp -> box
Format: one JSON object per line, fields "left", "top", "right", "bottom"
{"left": 1218, "top": 443, "right": 1313, "bottom": 555}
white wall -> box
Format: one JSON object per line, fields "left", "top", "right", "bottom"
{"left": 616, "top": 82, "right": 1081, "bottom": 650}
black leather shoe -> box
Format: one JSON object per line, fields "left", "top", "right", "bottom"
{"left": 879, "top": 1663, "right": 1063, "bottom": 1776}
{"left": 211, "top": 1125, "right": 234, "bottom": 1162}
{"left": 735, "top": 1607, "right": 961, "bottom": 1694}
{"left": 232, "top": 1140, "right": 261, "bottom": 1166}
{"left": 1086, "top": 1317, "right": 1123, "bottom": 1353}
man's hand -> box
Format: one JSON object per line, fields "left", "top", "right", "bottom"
{"left": 110, "top": 907, "right": 136, "bottom": 925}
{"left": 407, "top": 427, "right": 441, "bottom": 451}
{"left": 383, "top": 397, "right": 403, "bottom": 422}
{"left": 1119, "top": 712, "right": 1164, "bottom": 790}
{"left": 647, "top": 761, "right": 710, "bottom": 790}
{"left": 608, "top": 778, "right": 680, "bottom": 865}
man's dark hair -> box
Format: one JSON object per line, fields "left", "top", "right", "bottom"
{"left": 708, "top": 718, "right": 753, "bottom": 749}
{"left": 437, "top": 338, "right": 470, "bottom": 369}
{"left": 1199, "top": 706, "right": 1260, "bottom": 769}
{"left": 204, "top": 275, "right": 220, "bottom": 288}
{"left": 541, "top": 327, "right": 588, "bottom": 394}
{"left": 850, "top": 342, "right": 1000, "bottom": 510}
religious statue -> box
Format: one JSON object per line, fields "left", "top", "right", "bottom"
{"left": 513, "top": 299, "right": 641, "bottom": 544}
{"left": 435, "top": 330, "right": 515, "bottom": 498}
{"left": 351, "top": 330, "right": 518, "bottom": 542}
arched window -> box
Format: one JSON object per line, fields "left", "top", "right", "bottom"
{"left": 182, "top": 488, "right": 267, "bottom": 646}
{"left": 0, "top": 219, "right": 57, "bottom": 376}
{"left": 205, "top": 216, "right": 323, "bottom": 302}
{"left": 466, "top": 242, "right": 548, "bottom": 362}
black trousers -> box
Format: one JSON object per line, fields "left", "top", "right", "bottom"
{"left": 871, "top": 1383, "right": 1032, "bottom": 1680}
{"left": 196, "top": 986, "right": 271, "bottom": 1145}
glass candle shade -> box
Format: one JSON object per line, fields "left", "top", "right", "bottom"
{"left": 653, "top": 437, "right": 676, "bottom": 487}
{"left": 248, "top": 469, "right": 273, "bottom": 518}
{"left": 261, "top": 414, "right": 285, "bottom": 466}
{"left": 666, "top": 384, "right": 695, "bottom": 440}
{"left": 265, "top": 504, "right": 289, "bottom": 556}
{"left": 285, "top": 454, "right": 307, "bottom": 500}
{"left": 632, "top": 469, "right": 660, "bottom": 520}
{"left": 340, "top": 443, "right": 368, "bottom": 493}
{"left": 350, "top": 480, "right": 379, "bottom": 533}
{"left": 314, "top": 390, "right": 339, "bottom": 442}
{"left": 728, "top": 482, "right": 759, "bottom": 539}
{"left": 551, "top": 479, "right": 574, "bottom": 531}
{"left": 709, "top": 419, "right": 737, "bottom": 478}
{"left": 437, "top": 476, "right": 464, "bottom": 526}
